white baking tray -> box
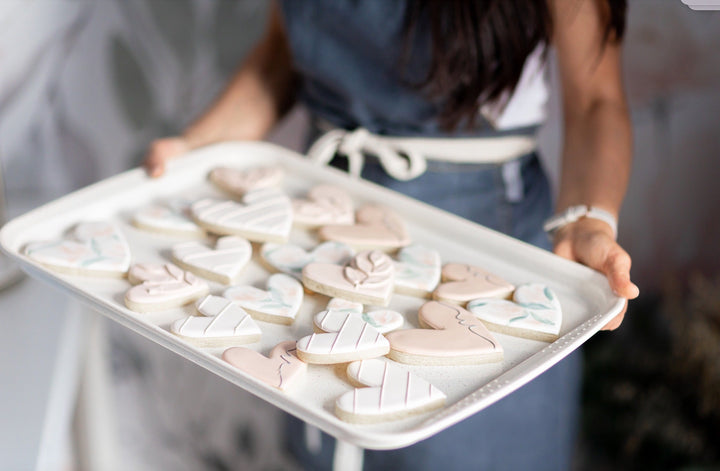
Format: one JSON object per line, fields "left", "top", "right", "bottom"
{"left": 0, "top": 141, "right": 624, "bottom": 450}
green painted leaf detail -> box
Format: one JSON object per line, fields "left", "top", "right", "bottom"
{"left": 544, "top": 287, "right": 555, "bottom": 302}
{"left": 361, "top": 313, "right": 381, "bottom": 329}
{"left": 530, "top": 312, "right": 555, "bottom": 326}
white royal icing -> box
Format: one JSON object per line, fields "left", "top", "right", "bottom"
{"left": 223, "top": 273, "right": 304, "bottom": 324}
{"left": 314, "top": 299, "right": 404, "bottom": 334}
{"left": 292, "top": 184, "right": 354, "bottom": 227}
{"left": 125, "top": 263, "right": 209, "bottom": 310}
{"left": 393, "top": 244, "right": 441, "bottom": 294}
{"left": 171, "top": 295, "right": 261, "bottom": 342}
{"left": 132, "top": 199, "right": 203, "bottom": 236}
{"left": 172, "top": 236, "right": 252, "bottom": 283}
{"left": 261, "top": 241, "right": 354, "bottom": 280}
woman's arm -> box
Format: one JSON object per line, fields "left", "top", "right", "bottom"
{"left": 549, "top": 0, "right": 639, "bottom": 329}
{"left": 145, "top": 1, "right": 296, "bottom": 177}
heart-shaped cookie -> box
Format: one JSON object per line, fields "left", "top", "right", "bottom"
{"left": 386, "top": 301, "right": 503, "bottom": 365}
{"left": 467, "top": 283, "right": 562, "bottom": 342}
{"left": 132, "top": 199, "right": 204, "bottom": 237}
{"left": 223, "top": 273, "right": 304, "bottom": 325}
{"left": 172, "top": 236, "right": 252, "bottom": 284}
{"left": 314, "top": 299, "right": 404, "bottom": 334}
{"left": 292, "top": 184, "right": 354, "bottom": 227}
{"left": 171, "top": 295, "right": 261, "bottom": 346}
{"left": 124, "top": 263, "right": 209, "bottom": 313}
{"left": 209, "top": 165, "right": 284, "bottom": 196}
{"left": 191, "top": 188, "right": 293, "bottom": 243}
{"left": 302, "top": 250, "right": 395, "bottom": 306}
{"left": 393, "top": 244, "right": 441, "bottom": 298}
{"left": 296, "top": 310, "right": 390, "bottom": 364}
{"left": 260, "top": 241, "right": 354, "bottom": 280}
{"left": 222, "top": 340, "right": 306, "bottom": 391}
{"left": 335, "top": 359, "right": 446, "bottom": 423}
{"left": 24, "top": 221, "right": 132, "bottom": 277}
{"left": 318, "top": 205, "right": 411, "bottom": 251}
{"left": 432, "top": 263, "right": 514, "bottom": 305}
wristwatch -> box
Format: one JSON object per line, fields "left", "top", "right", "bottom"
{"left": 543, "top": 205, "right": 617, "bottom": 240}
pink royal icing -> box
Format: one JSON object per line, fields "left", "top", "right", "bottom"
{"left": 223, "top": 340, "right": 306, "bottom": 391}
{"left": 433, "top": 263, "right": 515, "bottom": 304}
{"left": 318, "top": 205, "right": 411, "bottom": 250}
{"left": 292, "top": 184, "right": 354, "bottom": 227}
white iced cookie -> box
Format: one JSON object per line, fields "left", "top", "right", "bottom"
{"left": 433, "top": 263, "right": 515, "bottom": 305}
{"left": 208, "top": 165, "right": 284, "bottom": 197}
{"left": 171, "top": 295, "right": 261, "bottom": 347}
{"left": 260, "top": 241, "right": 354, "bottom": 280}
{"left": 302, "top": 250, "right": 395, "bottom": 306}
{"left": 468, "top": 283, "right": 562, "bottom": 342}
{"left": 124, "top": 263, "right": 209, "bottom": 313}
{"left": 318, "top": 204, "right": 411, "bottom": 251}
{"left": 393, "top": 244, "right": 441, "bottom": 298}
{"left": 292, "top": 184, "right": 354, "bottom": 228}
{"left": 24, "top": 221, "right": 131, "bottom": 277}
{"left": 171, "top": 236, "right": 252, "bottom": 284}
{"left": 132, "top": 199, "right": 204, "bottom": 237}
{"left": 191, "top": 188, "right": 293, "bottom": 243}
{"left": 314, "top": 299, "right": 404, "bottom": 334}
{"left": 296, "top": 310, "right": 390, "bottom": 364}
{"left": 335, "top": 359, "right": 446, "bottom": 424}
{"left": 222, "top": 340, "right": 306, "bottom": 391}
{"left": 223, "top": 273, "right": 304, "bottom": 325}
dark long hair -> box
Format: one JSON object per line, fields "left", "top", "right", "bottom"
{"left": 404, "top": 0, "right": 627, "bottom": 130}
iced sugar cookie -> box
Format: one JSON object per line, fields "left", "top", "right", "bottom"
{"left": 433, "top": 263, "right": 514, "bottom": 305}
{"left": 314, "top": 299, "right": 404, "bottom": 334}
{"left": 393, "top": 244, "right": 441, "bottom": 298}
{"left": 171, "top": 236, "right": 252, "bottom": 284}
{"left": 468, "top": 283, "right": 562, "bottom": 342}
{"left": 24, "top": 221, "right": 131, "bottom": 278}
{"left": 223, "top": 340, "right": 306, "bottom": 391}
{"left": 335, "top": 359, "right": 446, "bottom": 424}
{"left": 386, "top": 301, "right": 503, "bottom": 365}
{"left": 260, "top": 241, "right": 354, "bottom": 280}
{"left": 132, "top": 199, "right": 204, "bottom": 237}
{"left": 208, "top": 165, "right": 284, "bottom": 197}
{"left": 191, "top": 188, "right": 293, "bottom": 243}
{"left": 302, "top": 250, "right": 395, "bottom": 306}
{"left": 318, "top": 205, "right": 411, "bottom": 251}
{"left": 223, "top": 273, "right": 303, "bottom": 325}
{"left": 296, "top": 310, "right": 390, "bottom": 364}
{"left": 171, "top": 295, "right": 261, "bottom": 347}
{"left": 124, "top": 263, "right": 209, "bottom": 313}
{"left": 292, "top": 184, "right": 354, "bottom": 228}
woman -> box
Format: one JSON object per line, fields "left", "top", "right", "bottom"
{"left": 146, "top": 1, "right": 639, "bottom": 469}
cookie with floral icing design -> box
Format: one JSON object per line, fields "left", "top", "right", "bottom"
{"left": 171, "top": 295, "right": 261, "bottom": 347}
{"left": 468, "top": 283, "right": 562, "bottom": 342}
{"left": 393, "top": 244, "right": 441, "bottom": 298}
{"left": 335, "top": 359, "right": 446, "bottom": 424}
{"left": 433, "top": 263, "right": 514, "bottom": 305}
{"left": 208, "top": 165, "right": 284, "bottom": 197}
{"left": 260, "top": 241, "right": 354, "bottom": 280}
{"left": 314, "top": 299, "right": 404, "bottom": 334}
{"left": 171, "top": 236, "right": 252, "bottom": 284}
{"left": 292, "top": 184, "right": 354, "bottom": 228}
{"left": 302, "top": 250, "right": 395, "bottom": 306}
{"left": 296, "top": 310, "right": 390, "bottom": 364}
{"left": 223, "top": 273, "right": 303, "bottom": 325}
{"left": 24, "top": 221, "right": 131, "bottom": 278}
{"left": 223, "top": 340, "right": 306, "bottom": 391}
{"left": 132, "top": 199, "right": 204, "bottom": 237}
{"left": 318, "top": 205, "right": 411, "bottom": 252}
{"left": 386, "top": 301, "right": 503, "bottom": 365}
{"left": 124, "top": 263, "right": 209, "bottom": 313}
{"left": 191, "top": 188, "right": 293, "bottom": 243}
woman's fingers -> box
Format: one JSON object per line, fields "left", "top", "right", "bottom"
{"left": 601, "top": 300, "right": 627, "bottom": 331}
{"left": 144, "top": 137, "right": 189, "bottom": 178}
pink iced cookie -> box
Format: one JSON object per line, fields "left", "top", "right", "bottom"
{"left": 132, "top": 199, "right": 204, "bottom": 237}
{"left": 171, "top": 295, "right": 261, "bottom": 347}
{"left": 302, "top": 250, "right": 395, "bottom": 306}
{"left": 386, "top": 301, "right": 504, "bottom": 365}
{"left": 208, "top": 165, "right": 284, "bottom": 196}
{"left": 318, "top": 204, "right": 411, "bottom": 251}
{"left": 223, "top": 340, "right": 306, "bottom": 391}
{"left": 292, "top": 184, "right": 354, "bottom": 228}
{"left": 335, "top": 359, "right": 446, "bottom": 424}
{"left": 432, "top": 263, "right": 514, "bottom": 305}
{"left": 124, "top": 263, "right": 209, "bottom": 313}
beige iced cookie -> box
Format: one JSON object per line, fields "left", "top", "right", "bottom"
{"left": 302, "top": 250, "right": 395, "bottom": 306}
{"left": 335, "top": 359, "right": 446, "bottom": 424}
{"left": 467, "top": 283, "right": 562, "bottom": 342}
{"left": 260, "top": 241, "right": 354, "bottom": 280}
{"left": 223, "top": 340, "right": 306, "bottom": 391}
{"left": 24, "top": 221, "right": 131, "bottom": 277}
{"left": 318, "top": 204, "right": 411, "bottom": 251}
{"left": 393, "top": 244, "right": 441, "bottom": 298}
{"left": 433, "top": 263, "right": 514, "bottom": 305}
{"left": 124, "top": 263, "right": 209, "bottom": 313}
{"left": 171, "top": 236, "right": 252, "bottom": 284}
{"left": 385, "top": 301, "right": 503, "bottom": 365}
{"left": 191, "top": 188, "right": 293, "bottom": 243}
{"left": 292, "top": 184, "right": 354, "bottom": 228}
{"left": 223, "top": 273, "right": 304, "bottom": 325}
{"left": 208, "top": 165, "right": 284, "bottom": 197}
{"left": 132, "top": 199, "right": 205, "bottom": 237}
{"left": 170, "top": 295, "right": 261, "bottom": 347}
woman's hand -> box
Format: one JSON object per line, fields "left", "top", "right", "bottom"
{"left": 552, "top": 217, "right": 639, "bottom": 330}
{"left": 144, "top": 136, "right": 191, "bottom": 178}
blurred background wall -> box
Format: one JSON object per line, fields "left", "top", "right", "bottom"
{"left": 0, "top": 1, "right": 718, "bottom": 470}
